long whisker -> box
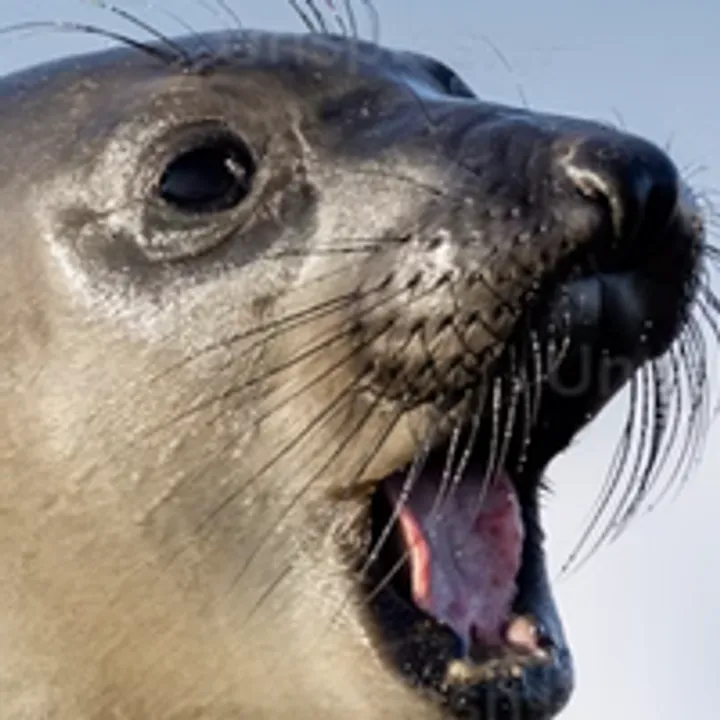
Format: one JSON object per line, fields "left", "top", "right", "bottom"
{"left": 140, "top": 315, "right": 396, "bottom": 528}
{"left": 322, "top": 1, "right": 349, "bottom": 36}
{"left": 0, "top": 20, "right": 177, "bottom": 64}
{"left": 344, "top": 0, "right": 359, "bottom": 39}
{"left": 300, "top": 1, "right": 329, "bottom": 34}
{"left": 288, "top": 0, "right": 319, "bottom": 33}
{"left": 226, "top": 377, "right": 394, "bottom": 593}
{"left": 84, "top": 1, "right": 196, "bottom": 61}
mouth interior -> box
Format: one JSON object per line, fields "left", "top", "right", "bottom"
{"left": 372, "top": 456, "right": 542, "bottom": 660}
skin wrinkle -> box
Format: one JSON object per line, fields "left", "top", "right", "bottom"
{"left": 0, "top": 5, "right": 716, "bottom": 719}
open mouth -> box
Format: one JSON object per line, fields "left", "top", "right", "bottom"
{"left": 365, "top": 394, "right": 575, "bottom": 718}
{"left": 374, "top": 458, "right": 543, "bottom": 667}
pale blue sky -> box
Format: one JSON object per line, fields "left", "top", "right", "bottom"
{"left": 3, "top": 2, "right": 718, "bottom": 718}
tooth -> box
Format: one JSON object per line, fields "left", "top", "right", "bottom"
{"left": 505, "top": 614, "right": 542, "bottom": 654}
{"left": 445, "top": 659, "right": 473, "bottom": 684}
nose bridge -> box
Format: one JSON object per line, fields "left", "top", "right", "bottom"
{"left": 442, "top": 104, "right": 687, "bottom": 259}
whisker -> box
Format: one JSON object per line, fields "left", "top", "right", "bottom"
{"left": 358, "top": 0, "right": 380, "bottom": 42}
{"left": 0, "top": 20, "right": 177, "bottom": 64}
{"left": 358, "top": 414, "right": 439, "bottom": 585}
{"left": 213, "top": 0, "right": 244, "bottom": 31}
{"left": 226, "top": 378, "right": 393, "bottom": 593}
{"left": 344, "top": 0, "right": 359, "bottom": 39}
{"left": 84, "top": 1, "right": 195, "bottom": 61}
{"left": 139, "top": 316, "right": 399, "bottom": 527}
{"left": 560, "top": 376, "right": 641, "bottom": 575}
{"left": 301, "top": 0, "right": 330, "bottom": 34}
{"left": 288, "top": 0, "right": 319, "bottom": 33}
{"left": 312, "top": 404, "right": 407, "bottom": 645}
{"left": 322, "top": 1, "right": 349, "bottom": 36}
{"left": 121, "top": 0, "right": 219, "bottom": 54}
{"left": 241, "top": 564, "right": 294, "bottom": 626}
{"left": 190, "top": 265, "right": 463, "bottom": 545}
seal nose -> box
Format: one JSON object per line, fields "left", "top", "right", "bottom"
{"left": 547, "top": 133, "right": 698, "bottom": 361}
{"left": 560, "top": 135, "right": 680, "bottom": 245}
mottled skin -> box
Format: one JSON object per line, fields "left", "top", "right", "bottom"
{"left": 0, "top": 30, "right": 704, "bottom": 719}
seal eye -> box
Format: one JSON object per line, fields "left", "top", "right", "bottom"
{"left": 159, "top": 139, "right": 255, "bottom": 214}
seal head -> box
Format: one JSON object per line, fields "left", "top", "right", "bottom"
{"left": 0, "top": 29, "right": 709, "bottom": 719}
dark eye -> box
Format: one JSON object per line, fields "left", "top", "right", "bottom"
{"left": 158, "top": 138, "right": 255, "bottom": 214}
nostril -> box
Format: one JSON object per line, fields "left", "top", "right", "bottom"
{"left": 560, "top": 136, "right": 680, "bottom": 247}
{"left": 563, "top": 161, "right": 625, "bottom": 239}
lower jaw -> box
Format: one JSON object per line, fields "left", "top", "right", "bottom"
{"left": 366, "top": 583, "right": 573, "bottom": 719}
{"left": 363, "top": 470, "right": 574, "bottom": 719}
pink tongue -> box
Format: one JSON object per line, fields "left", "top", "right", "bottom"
{"left": 387, "top": 470, "right": 524, "bottom": 652}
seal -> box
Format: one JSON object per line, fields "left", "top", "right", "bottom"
{"left": 0, "top": 25, "right": 713, "bottom": 720}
